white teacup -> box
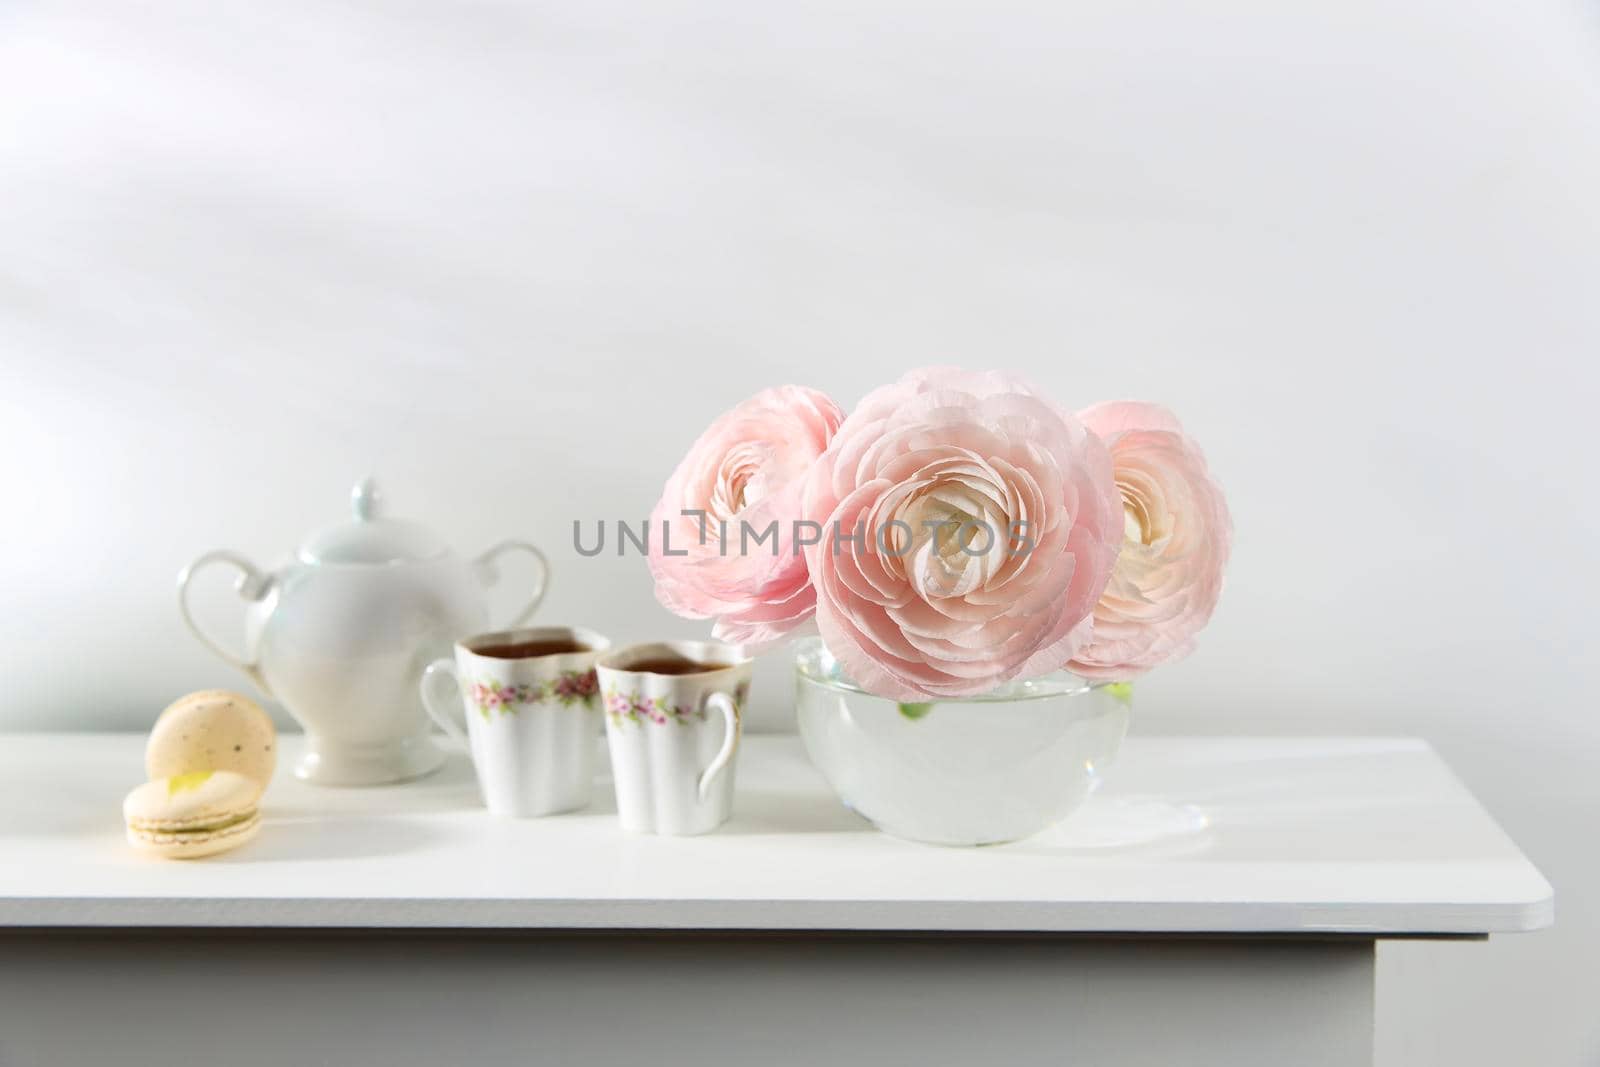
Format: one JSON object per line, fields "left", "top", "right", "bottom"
{"left": 596, "top": 641, "right": 749, "bottom": 835}
{"left": 421, "top": 626, "right": 609, "bottom": 817}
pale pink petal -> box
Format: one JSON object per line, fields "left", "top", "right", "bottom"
{"left": 648, "top": 385, "right": 845, "bottom": 649}
{"left": 802, "top": 367, "right": 1123, "bottom": 699}
{"left": 1069, "top": 401, "right": 1232, "bottom": 680}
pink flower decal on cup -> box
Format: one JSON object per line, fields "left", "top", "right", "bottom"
{"left": 600, "top": 689, "right": 707, "bottom": 727}
{"left": 1068, "top": 401, "right": 1232, "bottom": 681}
{"left": 553, "top": 670, "right": 598, "bottom": 703}
{"left": 471, "top": 673, "right": 598, "bottom": 716}
{"left": 648, "top": 386, "right": 845, "bottom": 648}
{"left": 801, "top": 368, "right": 1123, "bottom": 700}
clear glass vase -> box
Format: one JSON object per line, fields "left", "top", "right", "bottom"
{"left": 794, "top": 637, "right": 1130, "bottom": 846}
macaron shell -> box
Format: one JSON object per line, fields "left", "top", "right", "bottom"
{"left": 146, "top": 689, "right": 277, "bottom": 787}
{"left": 123, "top": 770, "right": 263, "bottom": 825}
{"left": 127, "top": 811, "right": 261, "bottom": 860}
{"left": 124, "top": 771, "right": 263, "bottom": 860}
{"left": 124, "top": 767, "right": 259, "bottom": 819}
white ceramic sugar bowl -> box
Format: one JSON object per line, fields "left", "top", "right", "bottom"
{"left": 179, "top": 478, "right": 549, "bottom": 786}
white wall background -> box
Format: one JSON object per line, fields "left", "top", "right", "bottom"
{"left": 2, "top": 2, "right": 1596, "bottom": 1062}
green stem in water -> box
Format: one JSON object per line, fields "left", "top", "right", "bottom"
{"left": 898, "top": 702, "right": 935, "bottom": 721}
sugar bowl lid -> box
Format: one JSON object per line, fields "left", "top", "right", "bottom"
{"left": 297, "top": 478, "right": 449, "bottom": 565}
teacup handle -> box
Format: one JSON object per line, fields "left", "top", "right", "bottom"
{"left": 177, "top": 550, "right": 275, "bottom": 698}
{"left": 473, "top": 541, "right": 550, "bottom": 629}
{"left": 420, "top": 659, "right": 469, "bottom": 747}
{"left": 697, "top": 692, "right": 741, "bottom": 802}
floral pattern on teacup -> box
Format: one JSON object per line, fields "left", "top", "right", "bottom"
{"left": 470, "top": 670, "right": 599, "bottom": 717}
{"left": 603, "top": 690, "right": 700, "bottom": 727}
{"left": 602, "top": 682, "right": 750, "bottom": 727}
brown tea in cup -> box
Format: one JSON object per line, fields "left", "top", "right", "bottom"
{"left": 476, "top": 637, "right": 593, "bottom": 660}
{"left": 625, "top": 656, "right": 723, "bottom": 676}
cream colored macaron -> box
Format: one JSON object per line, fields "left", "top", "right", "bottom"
{"left": 146, "top": 689, "right": 277, "bottom": 788}
{"left": 124, "top": 771, "right": 263, "bottom": 859}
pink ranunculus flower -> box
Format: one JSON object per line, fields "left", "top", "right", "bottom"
{"left": 648, "top": 385, "right": 846, "bottom": 647}
{"left": 1068, "top": 401, "right": 1232, "bottom": 681}
{"left": 802, "top": 368, "right": 1123, "bottom": 700}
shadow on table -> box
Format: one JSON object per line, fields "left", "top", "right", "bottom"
{"left": 1004, "top": 797, "right": 1217, "bottom": 861}
{"left": 718, "top": 789, "right": 874, "bottom": 836}
{"left": 213, "top": 815, "right": 444, "bottom": 863}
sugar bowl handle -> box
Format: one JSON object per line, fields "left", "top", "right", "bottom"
{"left": 177, "top": 550, "right": 274, "bottom": 698}
{"left": 472, "top": 541, "right": 550, "bottom": 629}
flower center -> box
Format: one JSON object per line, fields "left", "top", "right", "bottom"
{"left": 1123, "top": 490, "right": 1154, "bottom": 546}
{"left": 891, "top": 476, "right": 1010, "bottom": 600}
{"left": 711, "top": 443, "right": 770, "bottom": 520}
{"left": 898, "top": 494, "right": 979, "bottom": 566}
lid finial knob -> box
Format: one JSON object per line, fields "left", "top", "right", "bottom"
{"left": 352, "top": 478, "right": 384, "bottom": 522}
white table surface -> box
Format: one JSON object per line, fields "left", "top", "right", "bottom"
{"left": 0, "top": 733, "right": 1552, "bottom": 934}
